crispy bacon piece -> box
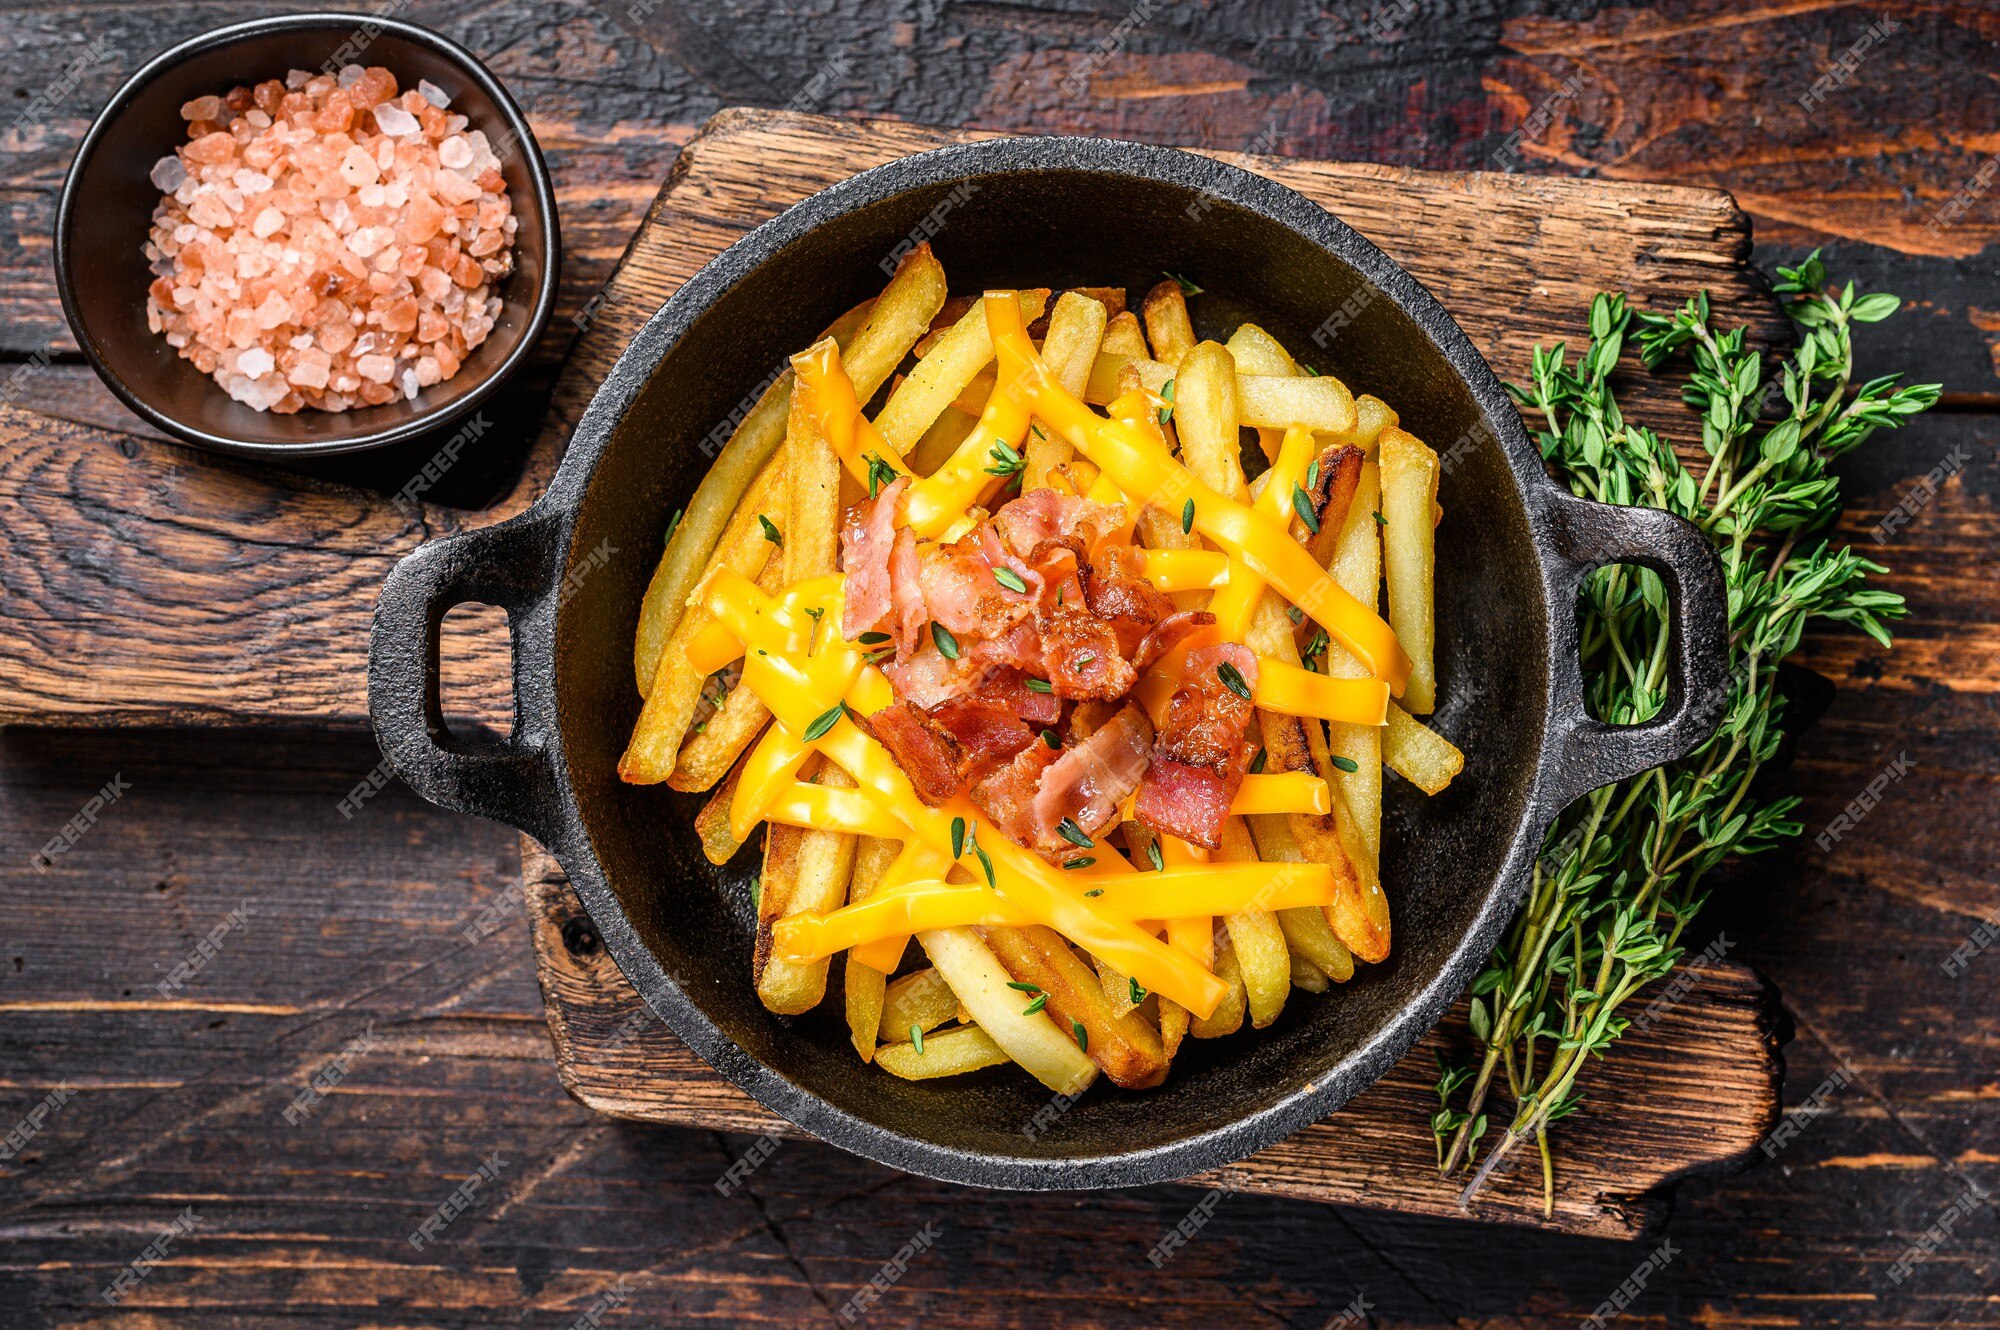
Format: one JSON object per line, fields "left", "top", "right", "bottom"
{"left": 1084, "top": 542, "right": 1173, "bottom": 656}
{"left": 970, "top": 742, "right": 1061, "bottom": 856}
{"left": 929, "top": 698, "right": 1038, "bottom": 783}
{"left": 1029, "top": 704, "right": 1153, "bottom": 855}
{"left": 1134, "top": 609, "right": 1217, "bottom": 671}
{"left": 887, "top": 527, "right": 926, "bottom": 659}
{"left": 861, "top": 701, "right": 960, "bottom": 806}
{"left": 992, "top": 488, "right": 1124, "bottom": 561}
{"left": 839, "top": 476, "right": 908, "bottom": 640}
{"left": 1030, "top": 538, "right": 1135, "bottom": 701}
{"left": 1134, "top": 643, "right": 1260, "bottom": 849}
{"left": 916, "top": 533, "right": 1035, "bottom": 639}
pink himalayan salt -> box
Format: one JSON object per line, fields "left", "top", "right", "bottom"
{"left": 144, "top": 66, "right": 518, "bottom": 414}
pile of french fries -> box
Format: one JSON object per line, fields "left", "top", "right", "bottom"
{"left": 617, "top": 244, "right": 1465, "bottom": 1095}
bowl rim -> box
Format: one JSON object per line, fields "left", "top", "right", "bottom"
{"left": 53, "top": 10, "right": 561, "bottom": 458}
{"left": 529, "top": 134, "right": 1569, "bottom": 1188}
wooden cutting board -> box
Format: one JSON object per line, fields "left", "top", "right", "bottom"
{"left": 0, "top": 107, "right": 1787, "bottom": 1235}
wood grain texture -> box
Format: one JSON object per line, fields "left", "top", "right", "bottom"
{"left": 0, "top": 106, "right": 1785, "bottom": 729}
{"left": 521, "top": 840, "right": 1780, "bottom": 1240}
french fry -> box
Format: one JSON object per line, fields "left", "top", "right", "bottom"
{"left": 1290, "top": 956, "right": 1330, "bottom": 992}
{"left": 1067, "top": 285, "right": 1127, "bottom": 318}
{"left": 784, "top": 354, "right": 844, "bottom": 586}
{"left": 754, "top": 759, "right": 858, "bottom": 1014}
{"left": 1085, "top": 354, "right": 1357, "bottom": 433}
{"left": 984, "top": 924, "right": 1167, "bottom": 1089}
{"left": 1223, "top": 322, "right": 1295, "bottom": 463}
{"left": 843, "top": 243, "right": 950, "bottom": 405}
{"left": 873, "top": 290, "right": 1049, "bottom": 457}
{"left": 1094, "top": 954, "right": 1143, "bottom": 1018}
{"left": 1379, "top": 426, "right": 1440, "bottom": 713}
{"left": 1276, "top": 904, "right": 1355, "bottom": 983}
{"left": 1330, "top": 395, "right": 1398, "bottom": 452}
{"left": 1024, "top": 292, "right": 1110, "bottom": 489}
{"left": 878, "top": 967, "right": 960, "bottom": 1041}
{"left": 1303, "top": 445, "right": 1365, "bottom": 568}
{"left": 1172, "top": 341, "right": 1246, "bottom": 498}
{"left": 619, "top": 460, "right": 787, "bottom": 784}
{"left": 1142, "top": 279, "right": 1196, "bottom": 365}
{"left": 917, "top": 927, "right": 1097, "bottom": 1096}
{"left": 1384, "top": 704, "right": 1464, "bottom": 795}
{"left": 844, "top": 835, "right": 899, "bottom": 1060}
{"left": 694, "top": 752, "right": 749, "bottom": 865}
{"left": 1323, "top": 460, "right": 1386, "bottom": 873}
{"left": 670, "top": 684, "right": 771, "bottom": 792}
{"left": 1240, "top": 373, "right": 1358, "bottom": 436}
{"left": 1189, "top": 942, "right": 1246, "bottom": 1039}
{"left": 1217, "top": 818, "right": 1288, "bottom": 1029}
{"left": 1101, "top": 310, "right": 1147, "bottom": 357}
{"left": 912, "top": 403, "right": 976, "bottom": 477}
{"left": 874, "top": 1025, "right": 1011, "bottom": 1080}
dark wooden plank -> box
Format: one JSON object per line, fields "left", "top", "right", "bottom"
{"left": 0, "top": 106, "right": 1787, "bottom": 730}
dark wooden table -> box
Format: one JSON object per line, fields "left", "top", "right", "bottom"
{"left": 2, "top": 3, "right": 1995, "bottom": 1326}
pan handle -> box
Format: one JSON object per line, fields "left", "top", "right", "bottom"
{"left": 1535, "top": 487, "right": 1730, "bottom": 817}
{"left": 367, "top": 509, "right": 567, "bottom": 848}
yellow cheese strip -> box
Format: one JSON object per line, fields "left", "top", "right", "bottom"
{"left": 1254, "top": 660, "right": 1390, "bottom": 726}
{"left": 902, "top": 297, "right": 1035, "bottom": 537}
{"left": 1231, "top": 772, "right": 1332, "bottom": 816}
{"left": 703, "top": 571, "right": 1229, "bottom": 1016}
{"left": 986, "top": 294, "right": 1411, "bottom": 693}
{"left": 1137, "top": 548, "right": 1231, "bottom": 592}
{"left": 793, "top": 339, "right": 915, "bottom": 491}
{"left": 761, "top": 783, "right": 909, "bottom": 840}
{"left": 685, "top": 620, "right": 745, "bottom": 675}
{"left": 729, "top": 722, "right": 813, "bottom": 842}
{"left": 1117, "top": 773, "right": 1328, "bottom": 822}
{"left": 850, "top": 839, "right": 951, "bottom": 973}
{"left": 773, "top": 863, "right": 1335, "bottom": 960}
{"left": 1206, "top": 424, "right": 1315, "bottom": 642}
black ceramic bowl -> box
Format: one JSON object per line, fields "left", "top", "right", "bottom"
{"left": 369, "top": 137, "right": 1726, "bottom": 1189}
{"left": 55, "top": 13, "right": 559, "bottom": 458}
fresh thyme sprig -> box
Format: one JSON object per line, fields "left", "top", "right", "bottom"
{"left": 1431, "top": 252, "right": 1938, "bottom": 1212}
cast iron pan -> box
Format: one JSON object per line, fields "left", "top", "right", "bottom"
{"left": 368, "top": 137, "right": 1728, "bottom": 1189}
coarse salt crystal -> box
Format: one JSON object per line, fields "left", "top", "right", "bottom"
{"left": 146, "top": 66, "right": 516, "bottom": 414}
{"left": 373, "top": 103, "right": 420, "bottom": 137}
{"left": 151, "top": 156, "right": 186, "bottom": 192}
{"left": 340, "top": 145, "right": 379, "bottom": 187}
{"left": 418, "top": 79, "right": 451, "bottom": 108}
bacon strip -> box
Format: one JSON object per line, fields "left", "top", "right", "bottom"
{"left": 838, "top": 477, "right": 908, "bottom": 640}
{"left": 993, "top": 488, "right": 1124, "bottom": 561}
{"left": 1029, "top": 704, "right": 1153, "bottom": 856}
{"left": 861, "top": 701, "right": 960, "bottom": 807}
{"left": 1134, "top": 644, "right": 1260, "bottom": 849}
